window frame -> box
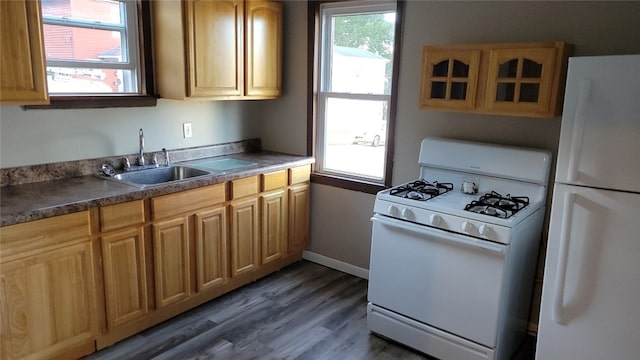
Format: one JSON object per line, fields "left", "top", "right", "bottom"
{"left": 308, "top": 0, "right": 404, "bottom": 194}
{"left": 25, "top": 0, "right": 156, "bottom": 109}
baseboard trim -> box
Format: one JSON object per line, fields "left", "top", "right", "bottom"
{"left": 302, "top": 250, "right": 370, "bottom": 280}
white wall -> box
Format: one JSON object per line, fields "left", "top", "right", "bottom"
{"left": 0, "top": 99, "right": 259, "bottom": 168}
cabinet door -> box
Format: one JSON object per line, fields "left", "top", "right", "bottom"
{"left": 288, "top": 183, "right": 310, "bottom": 254}
{"left": 152, "top": 217, "right": 191, "bottom": 308}
{"left": 419, "top": 48, "right": 480, "bottom": 110}
{"left": 246, "top": 0, "right": 282, "bottom": 97}
{"left": 0, "top": 242, "right": 96, "bottom": 359}
{"left": 0, "top": 0, "right": 48, "bottom": 105}
{"left": 230, "top": 198, "right": 259, "bottom": 276}
{"left": 485, "top": 47, "right": 556, "bottom": 115}
{"left": 186, "top": 0, "right": 244, "bottom": 97}
{"left": 261, "top": 189, "right": 287, "bottom": 265}
{"left": 195, "top": 207, "right": 228, "bottom": 292}
{"left": 101, "top": 227, "right": 148, "bottom": 328}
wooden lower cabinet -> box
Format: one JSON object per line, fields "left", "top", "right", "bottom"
{"left": 152, "top": 217, "right": 191, "bottom": 308}
{"left": 229, "top": 197, "right": 259, "bottom": 277}
{"left": 101, "top": 227, "right": 148, "bottom": 329}
{"left": 288, "top": 183, "right": 310, "bottom": 254}
{"left": 287, "top": 165, "right": 311, "bottom": 255}
{"left": 195, "top": 208, "right": 228, "bottom": 292}
{"left": 260, "top": 189, "right": 287, "bottom": 265}
{"left": 0, "top": 212, "right": 96, "bottom": 360}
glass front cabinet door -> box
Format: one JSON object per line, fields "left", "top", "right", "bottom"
{"left": 419, "top": 42, "right": 571, "bottom": 118}
{"left": 420, "top": 48, "right": 481, "bottom": 110}
{"left": 485, "top": 47, "right": 557, "bottom": 115}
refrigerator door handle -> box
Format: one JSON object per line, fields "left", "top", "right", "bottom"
{"left": 566, "top": 80, "right": 592, "bottom": 183}
{"left": 552, "top": 191, "right": 577, "bottom": 325}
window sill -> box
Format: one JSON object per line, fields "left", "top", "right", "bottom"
{"left": 22, "top": 95, "right": 158, "bottom": 110}
{"left": 311, "top": 172, "right": 387, "bottom": 195}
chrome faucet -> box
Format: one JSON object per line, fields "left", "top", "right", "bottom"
{"left": 138, "top": 128, "right": 145, "bottom": 166}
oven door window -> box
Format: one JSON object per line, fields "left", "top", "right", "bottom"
{"left": 368, "top": 215, "right": 507, "bottom": 347}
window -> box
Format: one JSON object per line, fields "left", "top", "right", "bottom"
{"left": 34, "top": 0, "right": 155, "bottom": 108}
{"left": 310, "top": 0, "right": 402, "bottom": 192}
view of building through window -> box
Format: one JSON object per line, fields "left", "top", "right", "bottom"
{"left": 316, "top": 1, "right": 396, "bottom": 182}
{"left": 41, "top": 0, "right": 140, "bottom": 94}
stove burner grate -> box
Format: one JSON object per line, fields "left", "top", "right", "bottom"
{"left": 464, "top": 191, "right": 530, "bottom": 219}
{"left": 390, "top": 180, "right": 453, "bottom": 201}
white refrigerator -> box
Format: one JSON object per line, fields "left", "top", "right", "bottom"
{"left": 536, "top": 54, "right": 640, "bottom": 359}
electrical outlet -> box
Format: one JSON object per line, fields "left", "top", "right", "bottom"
{"left": 183, "top": 122, "right": 193, "bottom": 139}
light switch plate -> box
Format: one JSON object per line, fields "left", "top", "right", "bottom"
{"left": 183, "top": 122, "right": 193, "bottom": 138}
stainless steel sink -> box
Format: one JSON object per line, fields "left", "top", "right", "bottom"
{"left": 100, "top": 165, "right": 212, "bottom": 188}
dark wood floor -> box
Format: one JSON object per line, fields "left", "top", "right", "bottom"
{"left": 85, "top": 261, "right": 535, "bottom": 360}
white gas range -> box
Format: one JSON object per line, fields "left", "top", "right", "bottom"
{"left": 367, "top": 137, "right": 551, "bottom": 360}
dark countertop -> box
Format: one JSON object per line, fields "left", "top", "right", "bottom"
{"left": 1, "top": 151, "right": 314, "bottom": 227}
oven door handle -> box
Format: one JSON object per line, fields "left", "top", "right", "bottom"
{"left": 371, "top": 215, "right": 506, "bottom": 255}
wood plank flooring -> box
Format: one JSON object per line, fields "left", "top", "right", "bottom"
{"left": 84, "top": 260, "right": 535, "bottom": 360}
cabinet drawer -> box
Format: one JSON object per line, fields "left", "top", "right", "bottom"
{"left": 289, "top": 165, "right": 311, "bottom": 185}
{"left": 230, "top": 176, "right": 259, "bottom": 200}
{"left": 262, "top": 170, "right": 287, "bottom": 192}
{"left": 0, "top": 211, "right": 91, "bottom": 262}
{"left": 151, "top": 183, "right": 226, "bottom": 220}
{"left": 100, "top": 200, "right": 145, "bottom": 233}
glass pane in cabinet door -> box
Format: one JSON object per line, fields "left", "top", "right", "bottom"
{"left": 520, "top": 83, "right": 540, "bottom": 102}
{"left": 432, "top": 60, "right": 449, "bottom": 77}
{"left": 450, "top": 82, "right": 467, "bottom": 100}
{"left": 498, "top": 59, "right": 519, "bottom": 78}
{"left": 451, "top": 60, "right": 469, "bottom": 77}
{"left": 431, "top": 82, "right": 447, "bottom": 99}
{"left": 496, "top": 82, "right": 515, "bottom": 101}
{"left": 522, "top": 59, "right": 543, "bottom": 78}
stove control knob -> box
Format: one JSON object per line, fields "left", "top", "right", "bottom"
{"left": 401, "top": 208, "right": 414, "bottom": 219}
{"left": 479, "top": 224, "right": 491, "bottom": 237}
{"left": 461, "top": 221, "right": 475, "bottom": 233}
{"left": 429, "top": 214, "right": 442, "bottom": 226}
{"left": 388, "top": 205, "right": 399, "bottom": 216}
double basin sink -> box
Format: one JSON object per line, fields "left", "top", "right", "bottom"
{"left": 100, "top": 157, "right": 257, "bottom": 188}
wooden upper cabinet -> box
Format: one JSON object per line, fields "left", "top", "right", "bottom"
{"left": 0, "top": 0, "right": 49, "bottom": 105}
{"left": 419, "top": 42, "right": 572, "bottom": 118}
{"left": 187, "top": 0, "right": 244, "bottom": 97}
{"left": 153, "top": 0, "right": 282, "bottom": 100}
{"left": 245, "top": 0, "right": 282, "bottom": 97}
{"left": 485, "top": 47, "right": 558, "bottom": 116}
{"left": 420, "top": 48, "right": 480, "bottom": 111}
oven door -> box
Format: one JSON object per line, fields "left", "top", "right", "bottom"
{"left": 368, "top": 214, "right": 508, "bottom": 348}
